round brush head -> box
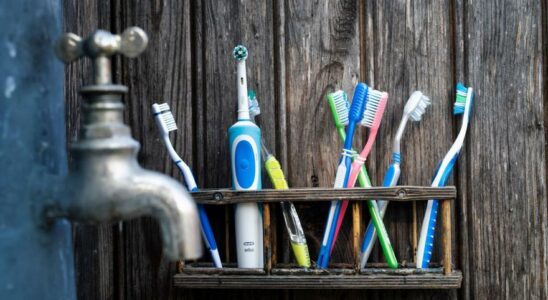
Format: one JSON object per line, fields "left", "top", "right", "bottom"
{"left": 233, "top": 45, "right": 248, "bottom": 61}
{"left": 405, "top": 91, "right": 431, "bottom": 122}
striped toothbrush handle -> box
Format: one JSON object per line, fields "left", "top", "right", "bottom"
{"left": 416, "top": 155, "right": 457, "bottom": 268}
{"left": 318, "top": 153, "right": 351, "bottom": 268}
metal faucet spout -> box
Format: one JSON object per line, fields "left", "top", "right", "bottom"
{"left": 113, "top": 170, "right": 203, "bottom": 260}
{"left": 49, "top": 27, "right": 203, "bottom": 261}
{"left": 62, "top": 168, "right": 202, "bottom": 260}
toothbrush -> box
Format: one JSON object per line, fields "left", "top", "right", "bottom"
{"left": 330, "top": 88, "right": 398, "bottom": 269}
{"left": 248, "top": 90, "right": 311, "bottom": 268}
{"left": 416, "top": 83, "right": 473, "bottom": 268}
{"left": 359, "top": 91, "right": 431, "bottom": 268}
{"left": 317, "top": 83, "right": 368, "bottom": 268}
{"left": 151, "top": 103, "right": 222, "bottom": 268}
{"left": 326, "top": 90, "right": 395, "bottom": 268}
{"left": 229, "top": 45, "right": 264, "bottom": 268}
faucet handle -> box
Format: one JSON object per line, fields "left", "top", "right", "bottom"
{"left": 55, "top": 27, "right": 148, "bottom": 63}
{"left": 55, "top": 27, "right": 148, "bottom": 84}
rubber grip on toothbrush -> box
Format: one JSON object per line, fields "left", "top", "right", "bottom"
{"left": 417, "top": 155, "right": 457, "bottom": 268}
{"left": 265, "top": 156, "right": 311, "bottom": 268}
{"left": 265, "top": 157, "right": 289, "bottom": 189}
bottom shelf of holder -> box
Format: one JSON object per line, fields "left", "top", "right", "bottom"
{"left": 173, "top": 268, "right": 462, "bottom": 289}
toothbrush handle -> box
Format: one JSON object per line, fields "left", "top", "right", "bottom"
{"left": 329, "top": 162, "right": 397, "bottom": 269}
{"left": 328, "top": 159, "right": 362, "bottom": 252}
{"left": 318, "top": 155, "right": 350, "bottom": 268}
{"left": 360, "top": 162, "right": 400, "bottom": 268}
{"left": 265, "top": 156, "right": 289, "bottom": 189}
{"left": 197, "top": 203, "right": 222, "bottom": 268}
{"left": 264, "top": 156, "right": 311, "bottom": 268}
{"left": 417, "top": 155, "right": 457, "bottom": 268}
{"left": 174, "top": 160, "right": 223, "bottom": 268}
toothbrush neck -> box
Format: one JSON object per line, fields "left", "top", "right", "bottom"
{"left": 393, "top": 115, "right": 409, "bottom": 154}
{"left": 237, "top": 61, "right": 250, "bottom": 120}
{"left": 343, "top": 122, "right": 357, "bottom": 150}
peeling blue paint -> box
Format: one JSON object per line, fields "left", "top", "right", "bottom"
{"left": 0, "top": 0, "right": 76, "bottom": 299}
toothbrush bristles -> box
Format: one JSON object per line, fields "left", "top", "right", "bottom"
{"left": 330, "top": 90, "right": 349, "bottom": 125}
{"left": 361, "top": 90, "right": 386, "bottom": 128}
{"left": 409, "top": 95, "right": 431, "bottom": 122}
{"left": 156, "top": 103, "right": 178, "bottom": 132}
{"left": 454, "top": 83, "right": 468, "bottom": 115}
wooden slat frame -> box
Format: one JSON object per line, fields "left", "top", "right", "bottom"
{"left": 177, "top": 186, "right": 457, "bottom": 288}
{"left": 191, "top": 186, "right": 455, "bottom": 204}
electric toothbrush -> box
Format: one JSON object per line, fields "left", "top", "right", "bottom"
{"left": 229, "top": 45, "right": 264, "bottom": 268}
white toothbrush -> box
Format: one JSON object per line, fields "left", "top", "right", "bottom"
{"left": 152, "top": 103, "right": 222, "bottom": 268}
{"left": 360, "top": 91, "right": 431, "bottom": 268}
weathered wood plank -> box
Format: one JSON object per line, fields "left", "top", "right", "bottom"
{"left": 62, "top": 1, "right": 116, "bottom": 300}
{"left": 111, "top": 0, "right": 195, "bottom": 299}
{"left": 363, "top": 0, "right": 455, "bottom": 283}
{"left": 282, "top": 0, "right": 361, "bottom": 266}
{"left": 459, "top": 0, "right": 548, "bottom": 299}
{"left": 174, "top": 271, "right": 462, "bottom": 289}
{"left": 195, "top": 0, "right": 277, "bottom": 269}
{"left": 191, "top": 186, "right": 456, "bottom": 204}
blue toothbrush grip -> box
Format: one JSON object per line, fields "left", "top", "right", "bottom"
{"left": 229, "top": 123, "right": 262, "bottom": 190}
{"left": 420, "top": 154, "right": 458, "bottom": 268}
{"left": 197, "top": 203, "right": 218, "bottom": 251}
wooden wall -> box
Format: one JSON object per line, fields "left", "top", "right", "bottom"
{"left": 63, "top": 0, "right": 548, "bottom": 299}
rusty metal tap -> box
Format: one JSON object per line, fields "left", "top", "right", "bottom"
{"left": 49, "top": 27, "right": 202, "bottom": 260}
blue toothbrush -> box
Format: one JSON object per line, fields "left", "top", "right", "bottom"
{"left": 317, "top": 83, "right": 368, "bottom": 268}
{"left": 416, "top": 83, "right": 473, "bottom": 268}
{"left": 152, "top": 103, "right": 222, "bottom": 268}
{"left": 229, "top": 45, "right": 264, "bottom": 268}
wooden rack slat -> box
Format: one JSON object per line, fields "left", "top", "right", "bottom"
{"left": 191, "top": 186, "right": 456, "bottom": 204}
{"left": 173, "top": 270, "right": 463, "bottom": 289}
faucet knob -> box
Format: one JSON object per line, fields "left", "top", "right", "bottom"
{"left": 55, "top": 27, "right": 148, "bottom": 84}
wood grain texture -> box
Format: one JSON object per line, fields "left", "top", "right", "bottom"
{"left": 174, "top": 271, "right": 462, "bottom": 289}
{"left": 112, "top": 1, "right": 195, "bottom": 299}
{"left": 191, "top": 186, "right": 456, "bottom": 204}
{"left": 458, "top": 0, "right": 548, "bottom": 298}
{"left": 282, "top": 0, "right": 361, "bottom": 266}
{"left": 62, "top": 0, "right": 548, "bottom": 299}
{"left": 196, "top": 0, "right": 277, "bottom": 269}
{"left": 363, "top": 0, "right": 455, "bottom": 276}
{"left": 62, "top": 1, "right": 116, "bottom": 300}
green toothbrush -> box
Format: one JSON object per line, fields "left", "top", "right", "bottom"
{"left": 327, "top": 90, "right": 397, "bottom": 268}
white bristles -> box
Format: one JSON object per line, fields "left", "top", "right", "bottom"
{"left": 331, "top": 90, "right": 349, "bottom": 125}
{"left": 409, "top": 95, "right": 431, "bottom": 122}
{"left": 155, "top": 103, "right": 170, "bottom": 112}
{"left": 152, "top": 103, "right": 178, "bottom": 135}
{"left": 160, "top": 110, "right": 177, "bottom": 132}
{"left": 361, "top": 90, "right": 384, "bottom": 128}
